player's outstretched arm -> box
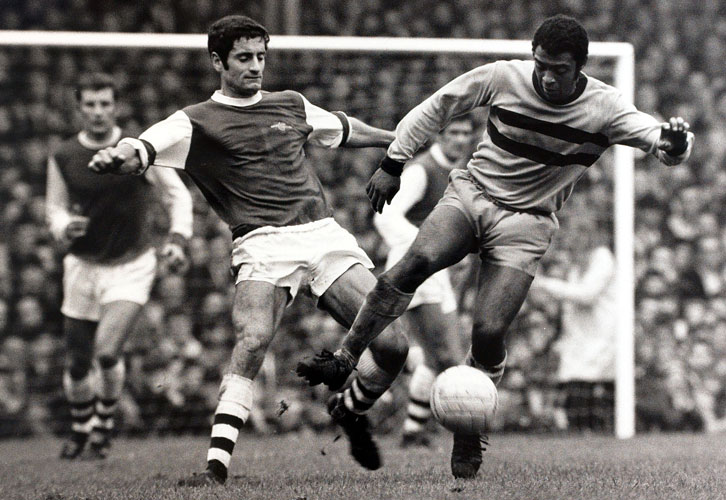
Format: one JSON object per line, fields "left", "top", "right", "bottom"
{"left": 344, "top": 117, "right": 396, "bottom": 147}
{"left": 88, "top": 143, "right": 143, "bottom": 175}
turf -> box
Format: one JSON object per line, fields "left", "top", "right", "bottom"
{"left": 1, "top": 431, "right": 724, "bottom": 500}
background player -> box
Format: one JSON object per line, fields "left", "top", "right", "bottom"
{"left": 46, "top": 73, "right": 193, "bottom": 459}
{"left": 88, "top": 15, "right": 409, "bottom": 486}
{"left": 298, "top": 14, "right": 694, "bottom": 479}
{"left": 372, "top": 115, "right": 475, "bottom": 446}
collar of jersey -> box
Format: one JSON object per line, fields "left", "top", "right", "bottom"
{"left": 212, "top": 90, "right": 263, "bottom": 107}
{"left": 78, "top": 126, "right": 122, "bottom": 150}
{"left": 429, "top": 143, "right": 457, "bottom": 170}
{"left": 531, "top": 70, "right": 588, "bottom": 105}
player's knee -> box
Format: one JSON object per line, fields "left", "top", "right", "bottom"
{"left": 97, "top": 354, "right": 119, "bottom": 369}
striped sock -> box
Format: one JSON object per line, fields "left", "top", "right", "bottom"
{"left": 207, "top": 374, "right": 253, "bottom": 480}
{"left": 343, "top": 349, "right": 398, "bottom": 415}
{"left": 91, "top": 359, "right": 125, "bottom": 445}
{"left": 63, "top": 370, "right": 96, "bottom": 437}
{"left": 403, "top": 364, "right": 435, "bottom": 434}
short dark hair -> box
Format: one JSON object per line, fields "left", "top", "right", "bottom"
{"left": 75, "top": 73, "right": 117, "bottom": 101}
{"left": 208, "top": 15, "right": 270, "bottom": 69}
{"left": 532, "top": 14, "right": 589, "bottom": 69}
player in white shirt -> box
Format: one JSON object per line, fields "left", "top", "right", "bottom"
{"left": 531, "top": 227, "right": 617, "bottom": 432}
{"left": 372, "top": 116, "right": 475, "bottom": 446}
{"left": 298, "top": 14, "right": 693, "bottom": 479}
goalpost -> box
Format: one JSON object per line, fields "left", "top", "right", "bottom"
{"left": 0, "top": 30, "right": 636, "bottom": 439}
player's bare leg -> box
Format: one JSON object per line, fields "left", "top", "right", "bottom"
{"left": 332, "top": 205, "right": 475, "bottom": 367}
{"left": 60, "top": 317, "right": 96, "bottom": 459}
{"left": 315, "top": 263, "right": 409, "bottom": 470}
{"left": 401, "top": 304, "right": 463, "bottom": 446}
{"left": 182, "top": 281, "right": 288, "bottom": 486}
{"left": 86, "top": 300, "right": 143, "bottom": 459}
{"left": 451, "top": 262, "right": 533, "bottom": 479}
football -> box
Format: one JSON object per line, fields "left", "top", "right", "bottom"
{"left": 430, "top": 365, "right": 498, "bottom": 434}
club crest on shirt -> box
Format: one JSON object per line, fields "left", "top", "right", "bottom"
{"left": 270, "top": 122, "right": 293, "bottom": 132}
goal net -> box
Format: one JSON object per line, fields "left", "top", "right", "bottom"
{"left": 0, "top": 31, "right": 635, "bottom": 438}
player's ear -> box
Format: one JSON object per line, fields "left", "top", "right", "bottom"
{"left": 210, "top": 52, "right": 224, "bottom": 73}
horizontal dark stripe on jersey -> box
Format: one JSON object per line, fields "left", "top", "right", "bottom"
{"left": 487, "top": 120, "right": 601, "bottom": 167}
{"left": 492, "top": 106, "right": 610, "bottom": 148}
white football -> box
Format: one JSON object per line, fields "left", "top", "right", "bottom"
{"left": 430, "top": 365, "right": 498, "bottom": 434}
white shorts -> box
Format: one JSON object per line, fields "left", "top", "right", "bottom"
{"left": 385, "top": 243, "right": 457, "bottom": 314}
{"left": 231, "top": 218, "right": 374, "bottom": 302}
{"left": 61, "top": 249, "right": 157, "bottom": 322}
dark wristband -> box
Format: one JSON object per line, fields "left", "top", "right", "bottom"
{"left": 379, "top": 156, "right": 405, "bottom": 176}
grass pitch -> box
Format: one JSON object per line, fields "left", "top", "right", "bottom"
{"left": 1, "top": 431, "right": 724, "bottom": 500}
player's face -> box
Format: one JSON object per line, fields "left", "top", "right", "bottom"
{"left": 438, "top": 120, "right": 475, "bottom": 166}
{"left": 78, "top": 87, "right": 116, "bottom": 137}
{"left": 216, "top": 37, "right": 266, "bottom": 98}
{"left": 532, "top": 46, "right": 580, "bottom": 103}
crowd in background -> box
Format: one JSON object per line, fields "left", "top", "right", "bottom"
{"left": 1, "top": 0, "right": 726, "bottom": 438}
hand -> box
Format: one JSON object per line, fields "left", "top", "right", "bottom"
{"left": 64, "top": 215, "right": 89, "bottom": 241}
{"left": 88, "top": 143, "right": 139, "bottom": 175}
{"left": 657, "top": 116, "right": 690, "bottom": 155}
{"left": 366, "top": 168, "right": 401, "bottom": 214}
{"left": 160, "top": 242, "right": 188, "bottom": 274}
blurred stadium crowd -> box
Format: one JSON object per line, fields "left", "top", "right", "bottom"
{"left": 1, "top": 0, "right": 726, "bottom": 438}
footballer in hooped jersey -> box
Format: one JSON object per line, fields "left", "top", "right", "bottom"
{"left": 298, "top": 14, "right": 693, "bottom": 479}
{"left": 89, "top": 15, "right": 410, "bottom": 486}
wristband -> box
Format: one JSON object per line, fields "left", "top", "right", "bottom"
{"left": 379, "top": 156, "right": 405, "bottom": 177}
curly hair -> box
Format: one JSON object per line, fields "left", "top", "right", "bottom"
{"left": 532, "top": 15, "right": 589, "bottom": 69}
{"left": 208, "top": 15, "right": 270, "bottom": 70}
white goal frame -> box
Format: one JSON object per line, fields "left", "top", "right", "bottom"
{"left": 0, "top": 30, "right": 636, "bottom": 439}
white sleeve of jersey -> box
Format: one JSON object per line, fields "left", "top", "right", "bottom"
{"left": 144, "top": 167, "right": 194, "bottom": 239}
{"left": 299, "top": 94, "right": 346, "bottom": 148}
{"left": 373, "top": 163, "right": 427, "bottom": 249}
{"left": 45, "top": 156, "right": 72, "bottom": 241}
{"left": 606, "top": 93, "right": 694, "bottom": 165}
{"left": 387, "top": 62, "right": 497, "bottom": 162}
{"left": 137, "top": 110, "right": 193, "bottom": 170}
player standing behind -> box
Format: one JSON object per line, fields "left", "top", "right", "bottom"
{"left": 88, "top": 15, "right": 409, "bottom": 486}
{"left": 46, "top": 73, "right": 193, "bottom": 459}
{"left": 372, "top": 116, "right": 475, "bottom": 447}
{"left": 298, "top": 14, "right": 693, "bottom": 479}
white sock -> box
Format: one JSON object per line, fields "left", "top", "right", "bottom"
{"left": 207, "top": 374, "right": 254, "bottom": 476}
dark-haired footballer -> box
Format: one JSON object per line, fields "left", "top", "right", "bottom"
{"left": 298, "top": 14, "right": 693, "bottom": 479}
{"left": 47, "top": 72, "right": 193, "bottom": 461}
{"left": 89, "top": 15, "right": 409, "bottom": 486}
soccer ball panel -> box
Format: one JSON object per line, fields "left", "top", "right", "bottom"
{"left": 430, "top": 365, "right": 498, "bottom": 434}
